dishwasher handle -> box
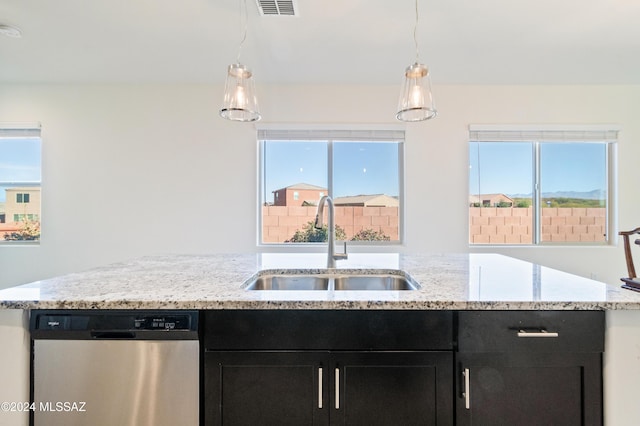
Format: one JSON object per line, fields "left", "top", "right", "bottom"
{"left": 91, "top": 331, "right": 136, "bottom": 339}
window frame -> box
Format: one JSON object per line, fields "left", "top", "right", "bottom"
{"left": 468, "top": 124, "right": 619, "bottom": 247}
{"left": 0, "top": 123, "right": 42, "bottom": 245}
{"left": 257, "top": 125, "right": 406, "bottom": 247}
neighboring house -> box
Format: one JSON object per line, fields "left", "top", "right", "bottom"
{"left": 333, "top": 194, "right": 399, "bottom": 207}
{"left": 272, "top": 183, "right": 327, "bottom": 206}
{"left": 469, "top": 193, "right": 514, "bottom": 207}
{"left": 4, "top": 187, "right": 41, "bottom": 223}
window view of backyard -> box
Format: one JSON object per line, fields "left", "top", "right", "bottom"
{"left": 0, "top": 135, "right": 42, "bottom": 242}
{"left": 469, "top": 141, "right": 608, "bottom": 244}
{"left": 260, "top": 138, "right": 402, "bottom": 244}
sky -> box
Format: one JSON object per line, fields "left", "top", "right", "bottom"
{"left": 262, "top": 140, "right": 400, "bottom": 203}
{"left": 0, "top": 138, "right": 42, "bottom": 202}
{"left": 1, "top": 137, "right": 606, "bottom": 204}
{"left": 469, "top": 142, "right": 607, "bottom": 197}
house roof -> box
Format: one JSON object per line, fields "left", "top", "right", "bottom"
{"left": 4, "top": 187, "right": 41, "bottom": 192}
{"left": 333, "top": 194, "right": 399, "bottom": 207}
{"left": 274, "top": 183, "right": 327, "bottom": 192}
{"left": 469, "top": 194, "right": 514, "bottom": 203}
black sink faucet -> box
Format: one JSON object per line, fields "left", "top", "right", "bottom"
{"left": 314, "top": 195, "right": 348, "bottom": 268}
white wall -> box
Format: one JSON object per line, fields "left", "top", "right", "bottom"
{"left": 0, "top": 310, "right": 30, "bottom": 426}
{"left": 605, "top": 310, "right": 640, "bottom": 425}
{"left": 0, "top": 83, "right": 638, "bottom": 288}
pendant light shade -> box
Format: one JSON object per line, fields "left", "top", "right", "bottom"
{"left": 219, "top": 0, "right": 261, "bottom": 122}
{"left": 396, "top": 0, "right": 437, "bottom": 122}
{"left": 220, "top": 63, "right": 261, "bottom": 122}
{"left": 396, "top": 62, "right": 436, "bottom": 122}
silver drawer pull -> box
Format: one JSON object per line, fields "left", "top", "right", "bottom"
{"left": 335, "top": 368, "right": 340, "bottom": 409}
{"left": 318, "top": 367, "right": 323, "bottom": 409}
{"left": 517, "top": 329, "right": 559, "bottom": 338}
{"left": 463, "top": 368, "right": 470, "bottom": 409}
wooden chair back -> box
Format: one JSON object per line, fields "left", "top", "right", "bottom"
{"left": 620, "top": 227, "right": 640, "bottom": 290}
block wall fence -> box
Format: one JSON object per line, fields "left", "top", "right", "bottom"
{"left": 262, "top": 206, "right": 606, "bottom": 244}
{"left": 469, "top": 207, "right": 607, "bottom": 244}
{"left": 262, "top": 206, "right": 399, "bottom": 243}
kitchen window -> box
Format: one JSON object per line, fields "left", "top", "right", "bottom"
{"left": 469, "top": 125, "right": 618, "bottom": 245}
{"left": 258, "top": 128, "right": 404, "bottom": 245}
{"left": 0, "top": 124, "right": 42, "bottom": 243}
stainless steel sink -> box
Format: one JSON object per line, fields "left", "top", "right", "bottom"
{"left": 244, "top": 272, "right": 419, "bottom": 291}
{"left": 245, "top": 275, "right": 329, "bottom": 290}
{"left": 334, "top": 275, "right": 418, "bottom": 291}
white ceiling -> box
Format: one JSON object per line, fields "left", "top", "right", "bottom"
{"left": 1, "top": 0, "right": 639, "bottom": 85}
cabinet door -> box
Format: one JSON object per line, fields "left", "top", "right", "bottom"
{"left": 456, "top": 352, "right": 602, "bottom": 426}
{"left": 332, "top": 352, "right": 453, "bottom": 426}
{"left": 204, "top": 351, "right": 329, "bottom": 426}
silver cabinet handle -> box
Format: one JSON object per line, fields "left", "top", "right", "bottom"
{"left": 463, "top": 368, "right": 470, "bottom": 410}
{"left": 335, "top": 368, "right": 340, "bottom": 409}
{"left": 517, "top": 329, "right": 559, "bottom": 338}
{"left": 318, "top": 367, "right": 323, "bottom": 409}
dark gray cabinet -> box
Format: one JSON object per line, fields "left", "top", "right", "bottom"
{"left": 203, "top": 310, "right": 454, "bottom": 426}
{"left": 333, "top": 351, "right": 452, "bottom": 426}
{"left": 204, "top": 351, "right": 328, "bottom": 425}
{"left": 205, "top": 351, "right": 452, "bottom": 426}
{"left": 455, "top": 311, "right": 605, "bottom": 426}
{"left": 202, "top": 309, "right": 605, "bottom": 426}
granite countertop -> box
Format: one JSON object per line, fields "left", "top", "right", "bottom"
{"left": 1, "top": 253, "right": 640, "bottom": 310}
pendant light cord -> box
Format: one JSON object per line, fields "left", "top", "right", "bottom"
{"left": 236, "top": 0, "right": 248, "bottom": 63}
{"left": 413, "top": 0, "right": 420, "bottom": 63}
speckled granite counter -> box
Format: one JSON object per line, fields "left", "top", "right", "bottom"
{"left": 1, "top": 253, "right": 639, "bottom": 310}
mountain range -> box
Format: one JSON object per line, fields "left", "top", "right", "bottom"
{"left": 509, "top": 189, "right": 605, "bottom": 200}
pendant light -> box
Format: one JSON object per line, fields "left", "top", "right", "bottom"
{"left": 220, "top": 0, "right": 261, "bottom": 122}
{"left": 396, "top": 0, "right": 437, "bottom": 122}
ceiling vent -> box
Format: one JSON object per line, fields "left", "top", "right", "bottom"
{"left": 255, "top": 0, "right": 297, "bottom": 16}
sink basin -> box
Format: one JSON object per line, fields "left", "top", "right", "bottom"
{"left": 245, "top": 275, "right": 329, "bottom": 291}
{"left": 244, "top": 272, "right": 419, "bottom": 291}
{"left": 334, "top": 275, "right": 418, "bottom": 291}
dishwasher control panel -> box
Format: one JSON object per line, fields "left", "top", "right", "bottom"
{"left": 135, "top": 314, "right": 192, "bottom": 330}
{"left": 30, "top": 310, "right": 199, "bottom": 339}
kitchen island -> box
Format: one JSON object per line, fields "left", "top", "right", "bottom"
{"left": 1, "top": 253, "right": 639, "bottom": 310}
{"left": 1, "top": 253, "right": 640, "bottom": 425}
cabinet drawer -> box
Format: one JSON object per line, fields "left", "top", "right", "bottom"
{"left": 457, "top": 311, "right": 604, "bottom": 353}
{"left": 204, "top": 310, "right": 453, "bottom": 350}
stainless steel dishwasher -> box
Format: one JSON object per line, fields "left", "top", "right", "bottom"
{"left": 29, "top": 310, "right": 199, "bottom": 426}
